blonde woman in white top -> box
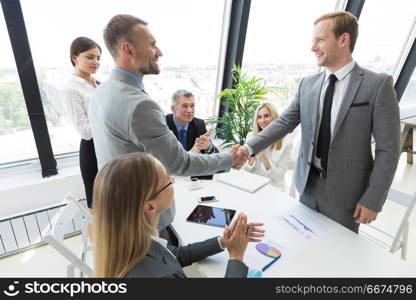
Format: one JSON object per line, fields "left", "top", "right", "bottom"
{"left": 244, "top": 103, "right": 293, "bottom": 191}
{"left": 62, "top": 37, "right": 101, "bottom": 208}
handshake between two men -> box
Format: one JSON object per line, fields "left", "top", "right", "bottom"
{"left": 230, "top": 145, "right": 250, "bottom": 170}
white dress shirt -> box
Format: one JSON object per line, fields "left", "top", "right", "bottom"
{"left": 313, "top": 60, "right": 355, "bottom": 168}
{"left": 62, "top": 74, "right": 98, "bottom": 140}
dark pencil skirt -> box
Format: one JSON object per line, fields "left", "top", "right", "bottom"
{"left": 79, "top": 139, "right": 98, "bottom": 208}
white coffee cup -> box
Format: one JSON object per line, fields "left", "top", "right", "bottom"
{"left": 190, "top": 178, "right": 201, "bottom": 189}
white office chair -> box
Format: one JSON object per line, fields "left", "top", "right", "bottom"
{"left": 359, "top": 189, "right": 416, "bottom": 260}
{"left": 288, "top": 161, "right": 298, "bottom": 198}
{"left": 45, "top": 196, "right": 93, "bottom": 277}
{"left": 288, "top": 129, "right": 301, "bottom": 198}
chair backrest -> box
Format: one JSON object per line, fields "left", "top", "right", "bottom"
{"left": 286, "top": 127, "right": 301, "bottom": 170}
{"left": 48, "top": 199, "right": 84, "bottom": 242}
{"left": 45, "top": 196, "right": 93, "bottom": 276}
{"left": 288, "top": 128, "right": 301, "bottom": 197}
{"left": 386, "top": 189, "right": 416, "bottom": 252}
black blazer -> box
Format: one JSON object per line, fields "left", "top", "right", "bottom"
{"left": 165, "top": 113, "right": 219, "bottom": 154}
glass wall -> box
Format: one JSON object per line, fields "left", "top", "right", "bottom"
{"left": 242, "top": 0, "right": 338, "bottom": 111}
{"left": 3, "top": 0, "right": 416, "bottom": 166}
{"left": 353, "top": 0, "right": 416, "bottom": 75}
{"left": 0, "top": 6, "right": 37, "bottom": 164}
{"left": 20, "top": 0, "right": 225, "bottom": 156}
{"left": 400, "top": 69, "right": 416, "bottom": 119}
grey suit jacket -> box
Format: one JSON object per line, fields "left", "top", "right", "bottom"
{"left": 125, "top": 237, "right": 248, "bottom": 278}
{"left": 89, "top": 69, "right": 233, "bottom": 174}
{"left": 247, "top": 63, "right": 400, "bottom": 212}
{"left": 89, "top": 70, "right": 234, "bottom": 230}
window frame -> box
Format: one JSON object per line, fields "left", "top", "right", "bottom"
{"left": 1, "top": 0, "right": 416, "bottom": 177}
{"left": 1, "top": 0, "right": 57, "bottom": 177}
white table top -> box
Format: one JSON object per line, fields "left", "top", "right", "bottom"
{"left": 171, "top": 176, "right": 415, "bottom": 277}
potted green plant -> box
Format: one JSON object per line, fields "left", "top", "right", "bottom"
{"left": 207, "top": 65, "right": 286, "bottom": 147}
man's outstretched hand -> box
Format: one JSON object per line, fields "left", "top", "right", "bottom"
{"left": 230, "top": 145, "right": 249, "bottom": 169}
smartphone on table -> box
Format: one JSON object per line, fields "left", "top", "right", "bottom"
{"left": 197, "top": 195, "right": 218, "bottom": 203}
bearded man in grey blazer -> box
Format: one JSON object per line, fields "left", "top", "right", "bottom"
{"left": 89, "top": 15, "right": 244, "bottom": 234}
{"left": 239, "top": 11, "right": 400, "bottom": 233}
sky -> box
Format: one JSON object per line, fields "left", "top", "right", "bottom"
{"left": 1, "top": 0, "right": 226, "bottom": 68}
{"left": 1, "top": 0, "right": 415, "bottom": 69}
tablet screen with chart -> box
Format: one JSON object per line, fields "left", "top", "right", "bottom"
{"left": 186, "top": 205, "right": 236, "bottom": 228}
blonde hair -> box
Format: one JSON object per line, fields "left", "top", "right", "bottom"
{"left": 93, "top": 153, "right": 159, "bottom": 277}
{"left": 252, "top": 102, "right": 282, "bottom": 150}
{"left": 314, "top": 11, "right": 358, "bottom": 52}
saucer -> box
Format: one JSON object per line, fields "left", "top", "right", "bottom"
{"left": 188, "top": 185, "right": 203, "bottom": 191}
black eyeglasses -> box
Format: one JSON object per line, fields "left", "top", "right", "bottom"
{"left": 151, "top": 175, "right": 175, "bottom": 199}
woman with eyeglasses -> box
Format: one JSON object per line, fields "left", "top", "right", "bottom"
{"left": 93, "top": 153, "right": 265, "bottom": 278}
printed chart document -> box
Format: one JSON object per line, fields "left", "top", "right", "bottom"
{"left": 244, "top": 239, "right": 287, "bottom": 276}
{"left": 215, "top": 169, "right": 270, "bottom": 193}
{"left": 244, "top": 206, "right": 336, "bottom": 277}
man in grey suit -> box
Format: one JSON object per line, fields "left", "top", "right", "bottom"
{"left": 238, "top": 11, "right": 400, "bottom": 233}
{"left": 89, "top": 15, "right": 242, "bottom": 234}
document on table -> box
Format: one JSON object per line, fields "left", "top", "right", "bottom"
{"left": 244, "top": 239, "right": 287, "bottom": 275}
{"left": 244, "top": 205, "right": 337, "bottom": 275}
{"left": 279, "top": 205, "right": 335, "bottom": 242}
{"left": 244, "top": 214, "right": 307, "bottom": 275}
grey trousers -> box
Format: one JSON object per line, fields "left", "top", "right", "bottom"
{"left": 300, "top": 169, "right": 360, "bottom": 233}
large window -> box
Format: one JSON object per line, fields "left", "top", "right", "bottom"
{"left": 20, "top": 0, "right": 225, "bottom": 156}
{"left": 400, "top": 69, "right": 416, "bottom": 119}
{"left": 242, "top": 0, "right": 338, "bottom": 111}
{"left": 0, "top": 8, "right": 37, "bottom": 164}
{"left": 353, "top": 0, "right": 416, "bottom": 75}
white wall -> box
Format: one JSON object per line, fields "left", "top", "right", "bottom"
{"left": 0, "top": 157, "right": 84, "bottom": 219}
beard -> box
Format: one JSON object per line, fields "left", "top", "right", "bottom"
{"left": 139, "top": 60, "right": 160, "bottom": 75}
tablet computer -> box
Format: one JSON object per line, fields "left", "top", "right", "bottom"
{"left": 186, "top": 205, "right": 236, "bottom": 228}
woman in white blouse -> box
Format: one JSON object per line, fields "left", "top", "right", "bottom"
{"left": 62, "top": 37, "right": 101, "bottom": 208}
{"left": 244, "top": 102, "right": 293, "bottom": 191}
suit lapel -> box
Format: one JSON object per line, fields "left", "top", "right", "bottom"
{"left": 166, "top": 115, "right": 179, "bottom": 138}
{"left": 187, "top": 121, "right": 197, "bottom": 151}
{"left": 148, "top": 240, "right": 186, "bottom": 277}
{"left": 332, "top": 64, "right": 364, "bottom": 141}
{"left": 160, "top": 248, "right": 187, "bottom": 277}
{"left": 311, "top": 73, "right": 326, "bottom": 140}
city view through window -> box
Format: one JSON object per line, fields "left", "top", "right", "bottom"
{"left": 0, "top": 0, "right": 225, "bottom": 164}
{"left": 1, "top": 0, "right": 416, "bottom": 165}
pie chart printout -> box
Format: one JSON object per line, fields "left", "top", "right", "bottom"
{"left": 255, "top": 243, "right": 282, "bottom": 258}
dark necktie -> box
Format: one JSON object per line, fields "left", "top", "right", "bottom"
{"left": 316, "top": 74, "right": 337, "bottom": 173}
{"left": 179, "top": 128, "right": 187, "bottom": 149}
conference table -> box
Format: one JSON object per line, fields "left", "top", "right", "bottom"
{"left": 171, "top": 173, "right": 416, "bottom": 277}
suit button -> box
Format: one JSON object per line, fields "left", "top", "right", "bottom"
{"left": 312, "top": 142, "right": 315, "bottom": 146}
{"left": 307, "top": 162, "right": 311, "bottom": 165}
